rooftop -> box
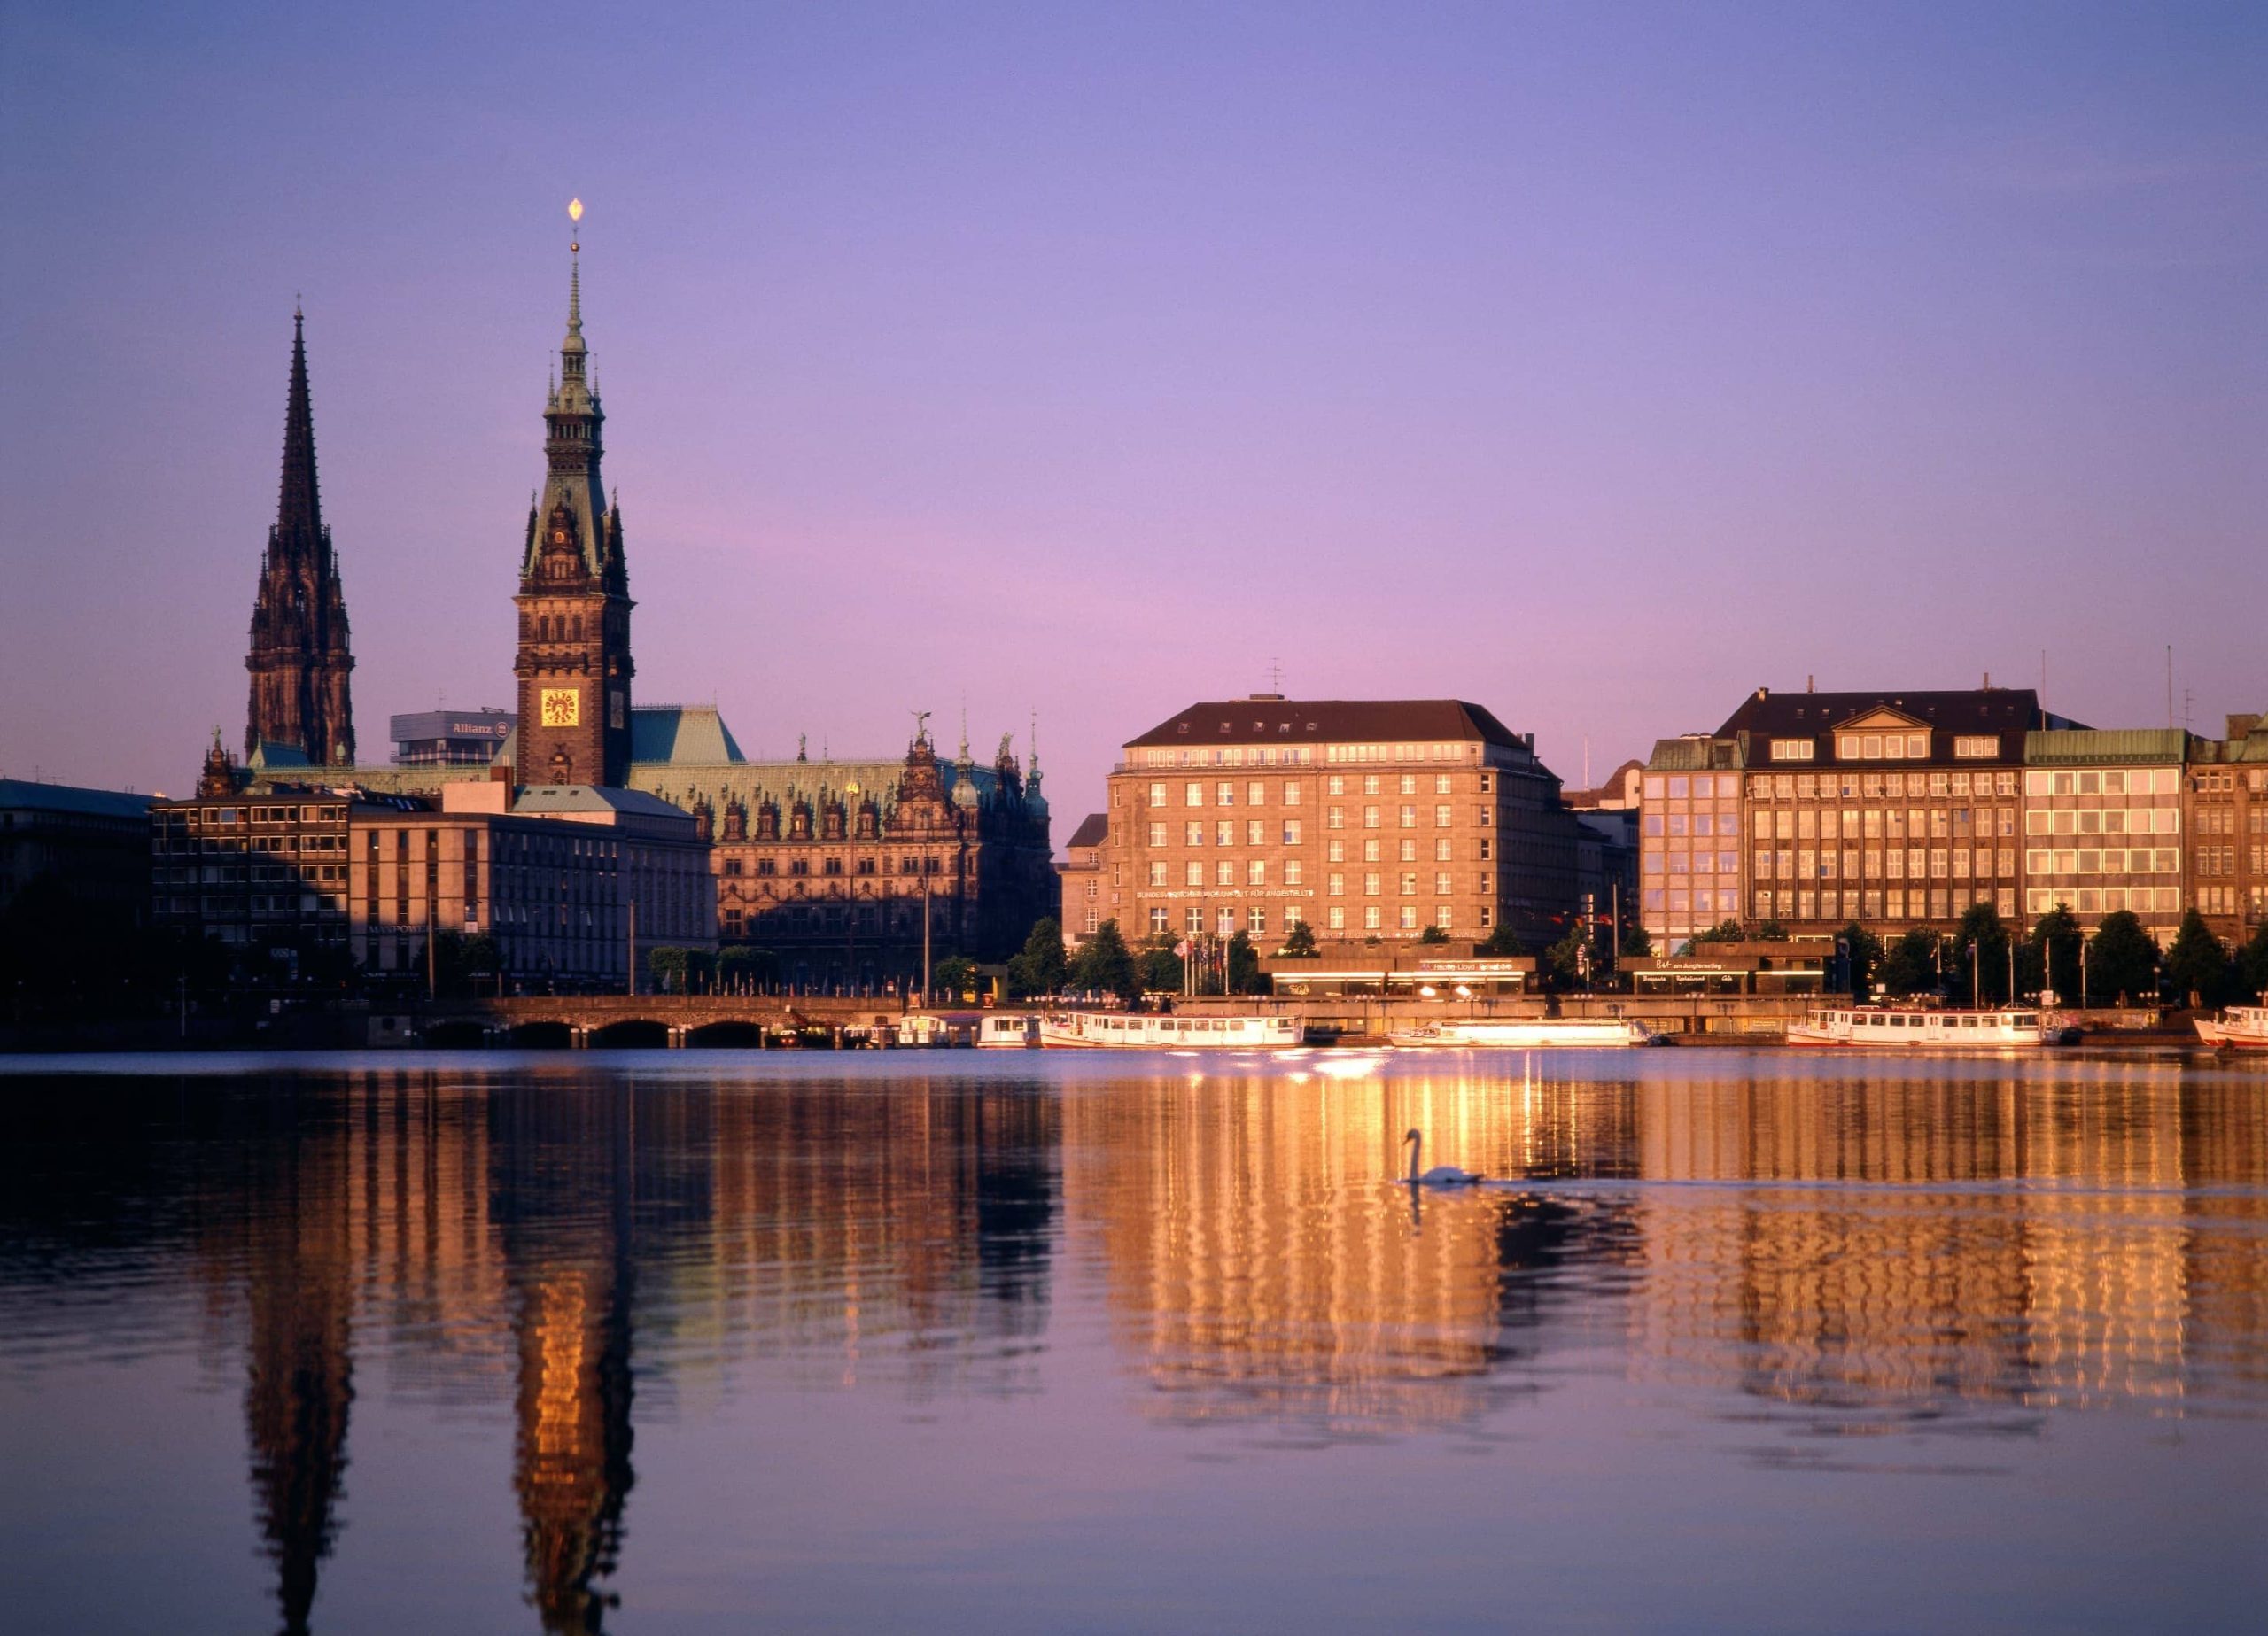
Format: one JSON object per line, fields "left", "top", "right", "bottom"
{"left": 1125, "top": 697, "right": 1529, "bottom": 750}
{"left": 0, "top": 779, "right": 154, "bottom": 820}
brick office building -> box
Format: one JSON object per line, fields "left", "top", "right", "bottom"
{"left": 1092, "top": 696, "right": 1582, "bottom": 951}
{"left": 1641, "top": 686, "right": 2076, "bottom": 951}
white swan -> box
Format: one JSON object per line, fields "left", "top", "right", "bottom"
{"left": 1401, "top": 1128, "right": 1481, "bottom": 1187}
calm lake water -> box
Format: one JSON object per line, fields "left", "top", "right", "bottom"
{"left": 1, "top": 1048, "right": 2263, "bottom": 1633}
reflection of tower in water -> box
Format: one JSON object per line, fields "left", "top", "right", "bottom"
{"left": 237, "top": 1095, "right": 356, "bottom": 1636}
{"left": 217, "top": 1071, "right": 504, "bottom": 1634}
{"left": 492, "top": 1079, "right": 659, "bottom": 1634}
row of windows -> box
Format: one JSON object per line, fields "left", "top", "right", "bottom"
{"left": 2026, "top": 888, "right": 2181, "bottom": 918}
{"left": 2023, "top": 808, "right": 2180, "bottom": 836}
{"left": 1325, "top": 805, "right": 1479, "bottom": 830}
{"left": 1145, "top": 904, "right": 1300, "bottom": 934}
{"left": 1148, "top": 772, "right": 1487, "bottom": 806}
{"left": 1324, "top": 872, "right": 1486, "bottom": 896}
{"left": 1747, "top": 888, "right": 2015, "bottom": 921}
{"left": 1744, "top": 848, "right": 2017, "bottom": 881}
{"left": 2025, "top": 768, "right": 2182, "bottom": 796}
{"left": 2023, "top": 848, "right": 2182, "bottom": 875}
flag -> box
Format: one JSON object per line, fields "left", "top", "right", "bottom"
{"left": 1174, "top": 940, "right": 1191, "bottom": 958}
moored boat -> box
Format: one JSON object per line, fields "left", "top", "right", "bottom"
{"left": 2195, "top": 1004, "right": 2268, "bottom": 1052}
{"left": 1387, "top": 1018, "right": 1661, "bottom": 1048}
{"left": 1786, "top": 1006, "right": 2059, "bottom": 1048}
{"left": 1038, "top": 1012, "right": 1304, "bottom": 1049}
{"left": 977, "top": 1013, "right": 1042, "bottom": 1049}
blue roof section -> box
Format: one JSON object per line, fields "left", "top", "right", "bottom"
{"left": 631, "top": 705, "right": 746, "bottom": 765}
{"left": 512, "top": 785, "right": 696, "bottom": 820}
{"left": 0, "top": 779, "right": 154, "bottom": 819}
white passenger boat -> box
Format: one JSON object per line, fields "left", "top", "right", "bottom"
{"left": 1387, "top": 1019, "right": 1661, "bottom": 1048}
{"left": 1038, "top": 1012, "right": 1304, "bottom": 1049}
{"left": 1786, "top": 1006, "right": 2058, "bottom": 1048}
{"left": 2194, "top": 1004, "right": 2268, "bottom": 1052}
{"left": 977, "top": 1013, "right": 1041, "bottom": 1049}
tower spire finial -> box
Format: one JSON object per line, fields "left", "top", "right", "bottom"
{"left": 566, "top": 198, "right": 584, "bottom": 337}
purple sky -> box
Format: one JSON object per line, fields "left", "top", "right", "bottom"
{"left": 4, "top": 2, "right": 2262, "bottom": 819}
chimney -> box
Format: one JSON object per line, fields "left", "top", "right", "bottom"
{"left": 1806, "top": 674, "right": 1814, "bottom": 693}
{"left": 1755, "top": 686, "right": 1768, "bottom": 702}
{"left": 1983, "top": 671, "right": 1992, "bottom": 689}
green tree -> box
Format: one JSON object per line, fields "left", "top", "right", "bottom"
{"left": 1279, "top": 920, "right": 1318, "bottom": 958}
{"left": 1619, "top": 923, "right": 1652, "bottom": 958}
{"left": 1837, "top": 923, "right": 1884, "bottom": 1000}
{"left": 1006, "top": 916, "right": 1068, "bottom": 998}
{"left": 1689, "top": 919, "right": 1746, "bottom": 947}
{"left": 2162, "top": 910, "right": 2231, "bottom": 1008}
{"left": 1225, "top": 931, "right": 1264, "bottom": 995}
{"left": 2086, "top": 911, "right": 2158, "bottom": 1005}
{"left": 1138, "top": 933, "right": 1184, "bottom": 994}
{"left": 1478, "top": 923, "right": 1526, "bottom": 958}
{"left": 1543, "top": 923, "right": 1592, "bottom": 989}
{"left": 1952, "top": 903, "right": 2013, "bottom": 1004}
{"left": 2028, "top": 903, "right": 2082, "bottom": 1002}
{"left": 1068, "top": 919, "right": 1140, "bottom": 1003}
{"left": 1881, "top": 929, "right": 1942, "bottom": 997}
{"left": 644, "top": 945, "right": 686, "bottom": 994}
{"left": 1416, "top": 924, "right": 1450, "bottom": 945}
{"left": 1751, "top": 919, "right": 1790, "bottom": 942}
{"left": 2238, "top": 920, "right": 2268, "bottom": 1004}
{"left": 931, "top": 955, "right": 977, "bottom": 1001}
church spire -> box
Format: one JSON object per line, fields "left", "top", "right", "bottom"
{"left": 245, "top": 306, "right": 355, "bottom": 767}
{"left": 277, "top": 306, "right": 322, "bottom": 554}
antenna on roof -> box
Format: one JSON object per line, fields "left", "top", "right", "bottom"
{"left": 1268, "top": 656, "right": 1283, "bottom": 693}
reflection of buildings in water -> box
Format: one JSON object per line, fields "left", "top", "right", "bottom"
{"left": 699, "top": 1079, "right": 1060, "bottom": 1395}
{"left": 216, "top": 1072, "right": 508, "bottom": 1633}
{"left": 2180, "top": 1089, "right": 2268, "bottom": 1392}
{"left": 1627, "top": 1067, "right": 2268, "bottom": 1419}
{"left": 1063, "top": 1070, "right": 1642, "bottom": 1434}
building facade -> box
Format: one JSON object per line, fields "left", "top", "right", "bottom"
{"left": 1094, "top": 696, "right": 1582, "bottom": 951}
{"left": 636, "top": 718, "right": 1055, "bottom": 989}
{"left": 1057, "top": 812, "right": 1108, "bottom": 946}
{"left": 390, "top": 709, "right": 515, "bottom": 767}
{"left": 2, "top": 778, "right": 154, "bottom": 924}
{"left": 350, "top": 781, "right": 711, "bottom": 986}
{"left": 245, "top": 309, "right": 356, "bottom": 768}
{"left": 2188, "top": 710, "right": 2268, "bottom": 948}
{"left": 1642, "top": 686, "right": 2071, "bottom": 951}
{"left": 152, "top": 738, "right": 361, "bottom": 953}
{"left": 2021, "top": 731, "right": 2188, "bottom": 946}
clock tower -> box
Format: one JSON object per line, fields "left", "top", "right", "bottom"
{"left": 514, "top": 217, "right": 633, "bottom": 788}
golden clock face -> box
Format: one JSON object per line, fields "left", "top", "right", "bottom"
{"left": 540, "top": 687, "right": 580, "bottom": 728}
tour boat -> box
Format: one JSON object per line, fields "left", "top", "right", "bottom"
{"left": 977, "top": 1013, "right": 1041, "bottom": 1049}
{"left": 1786, "top": 1006, "right": 2060, "bottom": 1048}
{"left": 2194, "top": 1004, "right": 2268, "bottom": 1052}
{"left": 1038, "top": 1012, "right": 1305, "bottom": 1049}
{"left": 1387, "top": 1018, "right": 1662, "bottom": 1049}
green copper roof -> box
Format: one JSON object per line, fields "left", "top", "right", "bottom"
{"left": 2024, "top": 728, "right": 2191, "bottom": 765}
